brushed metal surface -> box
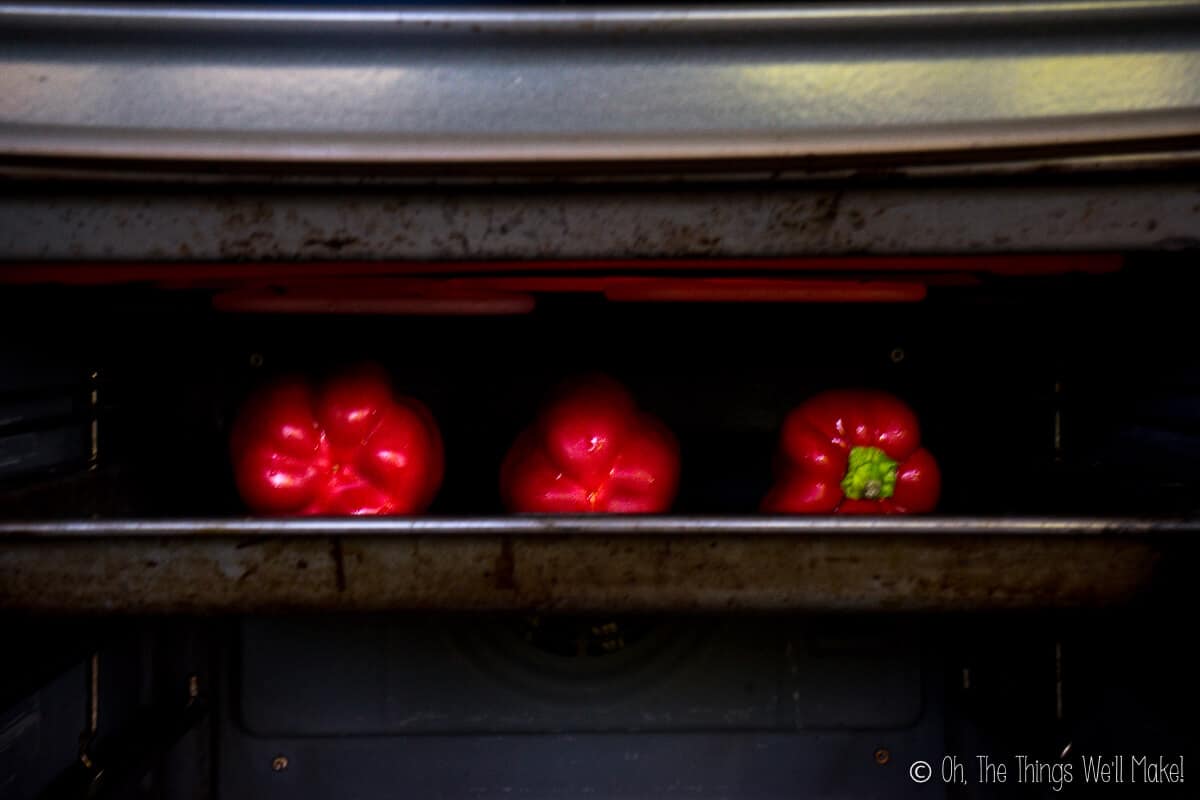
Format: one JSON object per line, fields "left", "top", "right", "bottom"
{"left": 3, "top": 2, "right": 1200, "bottom": 168}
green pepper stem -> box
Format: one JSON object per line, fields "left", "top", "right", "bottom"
{"left": 841, "top": 446, "right": 899, "bottom": 501}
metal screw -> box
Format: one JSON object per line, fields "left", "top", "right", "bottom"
{"left": 249, "top": 353, "right": 265, "bottom": 368}
{"left": 889, "top": 347, "right": 906, "bottom": 364}
{"left": 271, "top": 756, "right": 289, "bottom": 772}
{"left": 874, "top": 748, "right": 891, "bottom": 766}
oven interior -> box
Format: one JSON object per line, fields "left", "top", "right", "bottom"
{"left": 4, "top": 257, "right": 1200, "bottom": 516}
{"left": 0, "top": 257, "right": 1195, "bottom": 798}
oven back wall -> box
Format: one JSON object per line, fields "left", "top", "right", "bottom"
{"left": 220, "top": 614, "right": 943, "bottom": 800}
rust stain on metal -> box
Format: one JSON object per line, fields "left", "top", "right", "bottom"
{"left": 237, "top": 562, "right": 259, "bottom": 584}
{"left": 234, "top": 536, "right": 272, "bottom": 549}
{"left": 330, "top": 538, "right": 347, "bottom": 593}
{"left": 302, "top": 234, "right": 359, "bottom": 252}
{"left": 494, "top": 537, "right": 517, "bottom": 591}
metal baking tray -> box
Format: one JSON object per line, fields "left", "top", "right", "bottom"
{"left": 0, "top": 516, "right": 1189, "bottom": 613}
{"left": 4, "top": 1, "right": 1200, "bottom": 173}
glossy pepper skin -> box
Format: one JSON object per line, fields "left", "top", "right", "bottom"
{"left": 230, "top": 364, "right": 444, "bottom": 515}
{"left": 762, "top": 390, "right": 940, "bottom": 514}
{"left": 501, "top": 376, "right": 680, "bottom": 513}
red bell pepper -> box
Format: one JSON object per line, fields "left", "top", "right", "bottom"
{"left": 501, "top": 376, "right": 680, "bottom": 513}
{"left": 230, "top": 364, "right": 444, "bottom": 515}
{"left": 762, "top": 390, "right": 940, "bottom": 514}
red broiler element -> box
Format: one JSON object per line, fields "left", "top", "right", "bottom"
{"left": 501, "top": 376, "right": 680, "bottom": 513}
{"left": 230, "top": 364, "right": 444, "bottom": 515}
{"left": 762, "top": 390, "right": 941, "bottom": 514}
